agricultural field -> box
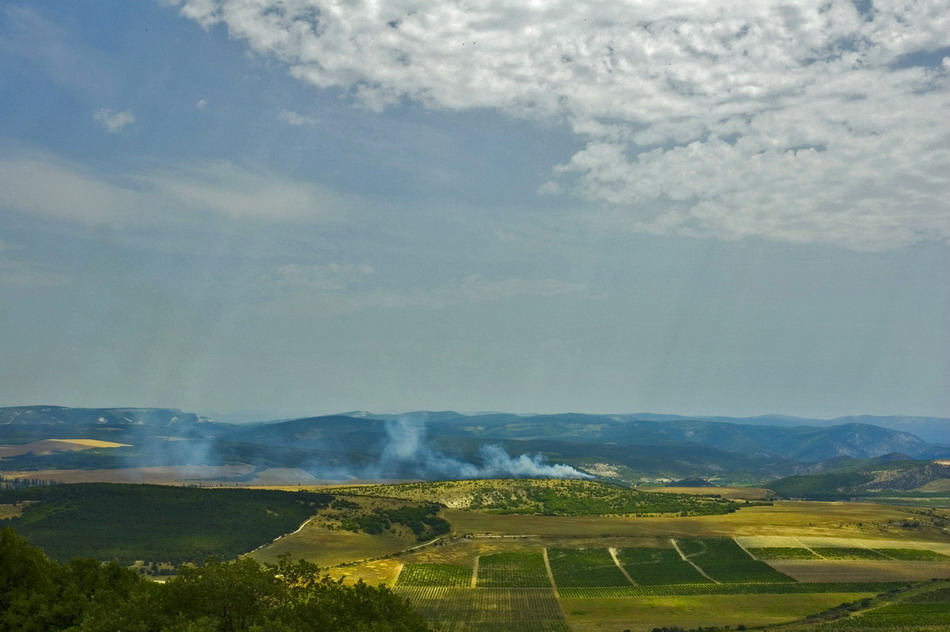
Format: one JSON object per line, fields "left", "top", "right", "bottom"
{"left": 558, "top": 582, "right": 900, "bottom": 598}
{"left": 397, "top": 563, "right": 472, "bottom": 587}
{"left": 676, "top": 537, "right": 797, "bottom": 583}
{"left": 0, "top": 438, "right": 131, "bottom": 458}
{"left": 0, "top": 504, "right": 23, "bottom": 519}
{"left": 547, "top": 548, "right": 632, "bottom": 588}
{"left": 7, "top": 476, "right": 950, "bottom": 631}
{"left": 616, "top": 546, "right": 711, "bottom": 585}
{"left": 476, "top": 552, "right": 551, "bottom": 588}
{"left": 778, "top": 580, "right": 950, "bottom": 632}
{"left": 750, "top": 547, "right": 823, "bottom": 560}
{"left": 250, "top": 494, "right": 449, "bottom": 568}
{"left": 395, "top": 587, "right": 568, "bottom": 632}
{"left": 560, "top": 593, "right": 879, "bottom": 632}
{"left": 735, "top": 536, "right": 950, "bottom": 583}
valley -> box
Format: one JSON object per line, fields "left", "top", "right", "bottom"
{"left": 2, "top": 406, "right": 950, "bottom": 631}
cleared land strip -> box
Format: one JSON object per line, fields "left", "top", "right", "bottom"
{"left": 671, "top": 538, "right": 720, "bottom": 584}
{"left": 795, "top": 537, "right": 826, "bottom": 559}
{"left": 542, "top": 548, "right": 559, "bottom": 597}
{"left": 732, "top": 536, "right": 758, "bottom": 560}
{"left": 470, "top": 556, "right": 479, "bottom": 588}
{"left": 608, "top": 547, "right": 638, "bottom": 586}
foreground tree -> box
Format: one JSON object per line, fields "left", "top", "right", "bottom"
{"left": 0, "top": 528, "right": 430, "bottom": 632}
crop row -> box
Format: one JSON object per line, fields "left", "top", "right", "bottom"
{"left": 393, "top": 587, "right": 568, "bottom": 631}
{"left": 397, "top": 563, "right": 471, "bottom": 587}
{"left": 477, "top": 552, "right": 550, "bottom": 588}
{"left": 676, "top": 538, "right": 796, "bottom": 583}
{"left": 618, "top": 547, "right": 712, "bottom": 585}
{"left": 557, "top": 582, "right": 902, "bottom": 598}
{"left": 548, "top": 548, "right": 630, "bottom": 587}
{"left": 749, "top": 546, "right": 949, "bottom": 561}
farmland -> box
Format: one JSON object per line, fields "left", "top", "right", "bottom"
{"left": 397, "top": 563, "right": 473, "bottom": 587}
{"left": 676, "top": 537, "right": 796, "bottom": 582}
{"left": 396, "top": 587, "right": 569, "bottom": 632}
{"left": 617, "top": 546, "right": 711, "bottom": 584}
{"left": 5, "top": 476, "right": 950, "bottom": 631}
{"left": 477, "top": 551, "right": 551, "bottom": 588}
{"left": 548, "top": 548, "right": 632, "bottom": 587}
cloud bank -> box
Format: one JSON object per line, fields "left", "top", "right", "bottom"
{"left": 170, "top": 0, "right": 950, "bottom": 249}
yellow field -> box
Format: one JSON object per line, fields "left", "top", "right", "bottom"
{"left": 767, "top": 560, "right": 950, "bottom": 582}
{"left": 249, "top": 521, "right": 412, "bottom": 569}
{"left": 561, "top": 593, "right": 876, "bottom": 632}
{"left": 443, "top": 500, "right": 947, "bottom": 540}
{"left": 0, "top": 504, "right": 23, "bottom": 519}
{"left": 0, "top": 438, "right": 130, "bottom": 457}
{"left": 0, "top": 465, "right": 254, "bottom": 484}
{"left": 737, "top": 535, "right": 950, "bottom": 554}
{"left": 49, "top": 438, "right": 131, "bottom": 448}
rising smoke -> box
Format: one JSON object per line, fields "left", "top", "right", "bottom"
{"left": 366, "top": 414, "right": 590, "bottom": 480}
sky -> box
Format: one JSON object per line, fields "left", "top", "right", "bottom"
{"left": 0, "top": 0, "right": 948, "bottom": 420}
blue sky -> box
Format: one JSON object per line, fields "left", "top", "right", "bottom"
{"left": 1, "top": 1, "right": 948, "bottom": 419}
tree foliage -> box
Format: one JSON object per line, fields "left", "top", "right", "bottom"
{"left": 0, "top": 528, "right": 430, "bottom": 632}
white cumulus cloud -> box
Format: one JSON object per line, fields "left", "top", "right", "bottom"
{"left": 277, "top": 109, "right": 315, "bottom": 126}
{"left": 171, "top": 0, "right": 950, "bottom": 249}
{"left": 93, "top": 108, "right": 136, "bottom": 133}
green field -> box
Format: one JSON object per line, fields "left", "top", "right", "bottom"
{"left": 397, "top": 563, "right": 472, "bottom": 587}
{"left": 617, "top": 546, "right": 712, "bottom": 585}
{"left": 561, "top": 593, "right": 879, "bottom": 632}
{"left": 780, "top": 581, "right": 950, "bottom": 631}
{"left": 477, "top": 552, "right": 551, "bottom": 588}
{"left": 878, "top": 548, "right": 950, "bottom": 561}
{"left": 749, "top": 546, "right": 822, "bottom": 560}
{"left": 678, "top": 538, "right": 797, "bottom": 583}
{"left": 547, "top": 548, "right": 631, "bottom": 588}
{"left": 396, "top": 587, "right": 568, "bottom": 632}
{"left": 814, "top": 547, "right": 892, "bottom": 560}
{"left": 558, "top": 582, "right": 901, "bottom": 598}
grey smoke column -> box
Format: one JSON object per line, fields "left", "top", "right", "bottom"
{"left": 367, "top": 413, "right": 591, "bottom": 480}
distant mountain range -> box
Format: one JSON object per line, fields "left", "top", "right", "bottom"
{"left": 1, "top": 406, "right": 948, "bottom": 492}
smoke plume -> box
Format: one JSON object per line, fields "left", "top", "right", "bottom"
{"left": 367, "top": 414, "right": 590, "bottom": 480}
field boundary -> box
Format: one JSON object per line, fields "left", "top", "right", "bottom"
{"left": 671, "top": 538, "right": 720, "bottom": 584}
{"left": 471, "top": 556, "right": 479, "bottom": 588}
{"left": 542, "top": 548, "right": 559, "bottom": 597}
{"left": 795, "top": 537, "right": 826, "bottom": 559}
{"left": 732, "top": 536, "right": 757, "bottom": 560}
{"left": 608, "top": 547, "right": 638, "bottom": 586}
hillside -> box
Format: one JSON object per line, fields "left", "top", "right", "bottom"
{"left": 769, "top": 459, "right": 950, "bottom": 499}
{"left": 335, "top": 478, "right": 742, "bottom": 516}
{"left": 2, "top": 406, "right": 946, "bottom": 486}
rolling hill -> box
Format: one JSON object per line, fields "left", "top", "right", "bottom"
{"left": 1, "top": 406, "right": 947, "bottom": 487}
